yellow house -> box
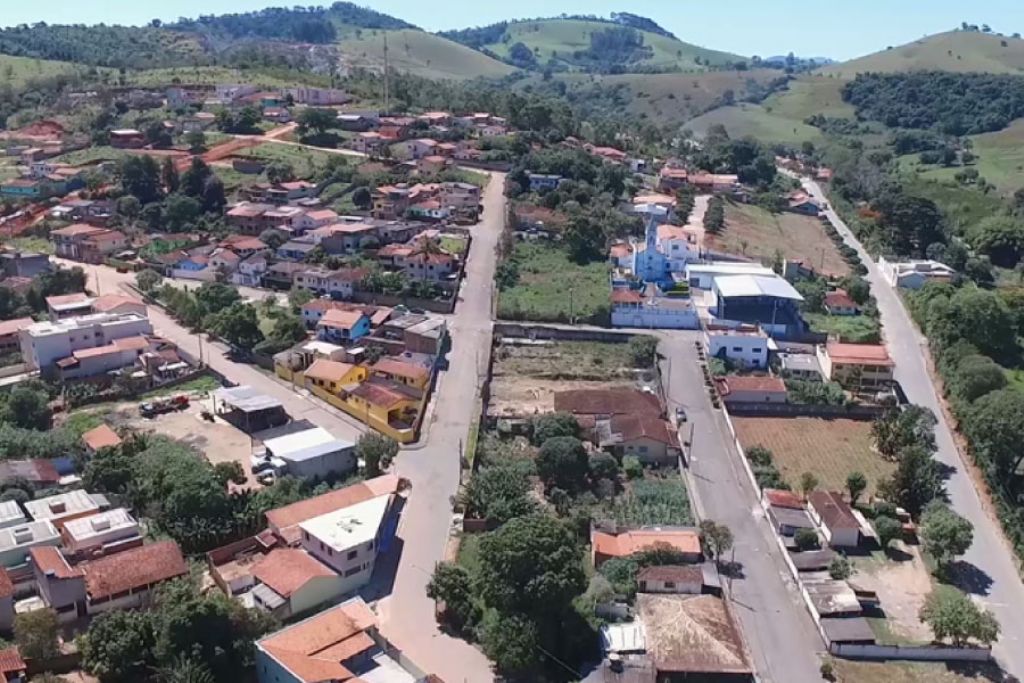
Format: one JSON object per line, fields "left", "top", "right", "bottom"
{"left": 303, "top": 358, "right": 367, "bottom": 394}
{"left": 347, "top": 380, "right": 421, "bottom": 443}
{"left": 370, "top": 357, "right": 431, "bottom": 391}
{"left": 274, "top": 340, "right": 347, "bottom": 383}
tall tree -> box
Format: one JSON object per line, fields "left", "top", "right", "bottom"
{"left": 920, "top": 502, "right": 974, "bottom": 570}
{"left": 920, "top": 587, "right": 999, "bottom": 646}
{"left": 120, "top": 155, "right": 162, "bottom": 204}
{"left": 356, "top": 432, "right": 399, "bottom": 477}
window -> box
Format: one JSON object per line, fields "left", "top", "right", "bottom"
{"left": 320, "top": 542, "right": 325, "bottom": 551}
{"left": 732, "top": 346, "right": 742, "bottom": 352}
{"left": 344, "top": 566, "right": 362, "bottom": 577}
{"left": 347, "top": 549, "right": 358, "bottom": 560}
{"left": 663, "top": 581, "right": 675, "bottom": 589}
{"left": 638, "top": 446, "right": 648, "bottom": 454}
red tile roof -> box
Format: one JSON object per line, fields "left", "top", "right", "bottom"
{"left": 318, "top": 309, "right": 367, "bottom": 329}
{"left": 808, "top": 490, "right": 859, "bottom": 531}
{"left": 763, "top": 488, "right": 804, "bottom": 510}
{"left": 0, "top": 647, "right": 25, "bottom": 675}
{"left": 82, "top": 424, "right": 122, "bottom": 452}
{"left": 0, "top": 568, "right": 13, "bottom": 598}
{"left": 592, "top": 529, "right": 701, "bottom": 562}
{"left": 824, "top": 290, "right": 857, "bottom": 310}
{"left": 0, "top": 317, "right": 34, "bottom": 337}
{"left": 637, "top": 564, "right": 704, "bottom": 584}
{"left": 371, "top": 358, "right": 429, "bottom": 382}
{"left": 91, "top": 293, "right": 144, "bottom": 313}
{"left": 266, "top": 475, "right": 400, "bottom": 544}
{"left": 825, "top": 342, "right": 893, "bottom": 366}
{"left": 82, "top": 540, "right": 188, "bottom": 600}
{"left": 252, "top": 548, "right": 337, "bottom": 598}
{"left": 352, "top": 380, "right": 417, "bottom": 410}
{"left": 259, "top": 600, "right": 378, "bottom": 681}
{"left": 610, "top": 414, "right": 679, "bottom": 449}
{"left": 30, "top": 546, "right": 83, "bottom": 580}
{"left": 611, "top": 289, "right": 645, "bottom": 305}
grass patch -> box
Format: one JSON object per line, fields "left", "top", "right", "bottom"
{"left": 338, "top": 28, "right": 515, "bottom": 81}
{"left": 733, "top": 416, "right": 893, "bottom": 497}
{"left": 601, "top": 475, "right": 693, "bottom": 527}
{"left": 2, "top": 236, "right": 53, "bottom": 255}
{"left": 456, "top": 532, "right": 484, "bottom": 576}
{"left": 439, "top": 235, "right": 468, "bottom": 256}
{"left": 55, "top": 146, "right": 125, "bottom": 165}
{"left": 497, "top": 242, "right": 610, "bottom": 324}
{"left": 140, "top": 375, "right": 222, "bottom": 399}
{"left": 831, "top": 658, "right": 1008, "bottom": 683}
{"left": 685, "top": 103, "right": 823, "bottom": 145}
{"left": 804, "top": 312, "right": 881, "bottom": 343}
{"left": 238, "top": 142, "right": 339, "bottom": 179}
{"left": 492, "top": 340, "right": 640, "bottom": 381}
{"left": 61, "top": 410, "right": 106, "bottom": 437}
{"left": 898, "top": 172, "right": 1007, "bottom": 234}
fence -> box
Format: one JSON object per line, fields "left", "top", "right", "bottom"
{"left": 350, "top": 290, "right": 455, "bottom": 314}
{"left": 723, "top": 401, "right": 888, "bottom": 420}
{"left": 493, "top": 322, "right": 640, "bottom": 344}
{"left": 830, "top": 643, "right": 991, "bottom": 662}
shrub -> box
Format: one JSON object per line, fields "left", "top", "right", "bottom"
{"left": 623, "top": 456, "right": 643, "bottom": 480}
{"left": 794, "top": 528, "right": 820, "bottom": 551}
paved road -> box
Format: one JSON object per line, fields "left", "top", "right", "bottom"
{"left": 375, "top": 173, "right": 505, "bottom": 681}
{"left": 660, "top": 332, "right": 825, "bottom": 683}
{"left": 801, "top": 176, "right": 1024, "bottom": 677}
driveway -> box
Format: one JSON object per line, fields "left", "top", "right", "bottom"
{"left": 801, "top": 175, "right": 1024, "bottom": 677}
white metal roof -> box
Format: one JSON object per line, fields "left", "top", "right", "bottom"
{"left": 214, "top": 386, "right": 283, "bottom": 413}
{"left": 299, "top": 495, "right": 390, "bottom": 552}
{"left": 262, "top": 427, "right": 354, "bottom": 463}
{"left": 685, "top": 262, "right": 774, "bottom": 277}
{"left": 63, "top": 508, "right": 138, "bottom": 542}
{"left": 601, "top": 621, "right": 647, "bottom": 654}
{"left": 713, "top": 274, "right": 804, "bottom": 301}
{"left": 0, "top": 501, "right": 27, "bottom": 528}
{"left": 24, "top": 490, "right": 101, "bottom": 522}
{"left": 0, "top": 520, "right": 59, "bottom": 552}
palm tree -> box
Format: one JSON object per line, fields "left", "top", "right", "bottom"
{"left": 154, "top": 657, "right": 215, "bottom": 683}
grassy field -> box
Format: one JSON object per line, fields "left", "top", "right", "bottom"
{"left": 820, "top": 30, "right": 1024, "bottom": 78}
{"left": 55, "top": 146, "right": 126, "bottom": 165}
{"left": 708, "top": 202, "right": 849, "bottom": 276}
{"left": 0, "top": 54, "right": 88, "bottom": 87}
{"left": 1, "top": 236, "right": 53, "bottom": 255}
{"left": 337, "top": 28, "right": 514, "bottom": 80}
{"left": 236, "top": 142, "right": 340, "bottom": 179}
{"left": 761, "top": 75, "right": 855, "bottom": 121}
{"left": 497, "top": 242, "right": 610, "bottom": 324}
{"left": 481, "top": 18, "right": 741, "bottom": 72}
{"left": 897, "top": 175, "right": 1007, "bottom": 233}
{"left": 493, "top": 340, "right": 640, "bottom": 381}
{"left": 684, "top": 103, "right": 823, "bottom": 144}
{"left": 733, "top": 417, "right": 893, "bottom": 496}
{"left": 601, "top": 476, "right": 693, "bottom": 527}
{"left": 124, "top": 66, "right": 309, "bottom": 88}
{"left": 803, "top": 312, "right": 881, "bottom": 343}
{"left": 831, "top": 659, "right": 1009, "bottom": 683}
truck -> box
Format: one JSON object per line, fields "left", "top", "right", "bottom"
{"left": 139, "top": 394, "right": 190, "bottom": 418}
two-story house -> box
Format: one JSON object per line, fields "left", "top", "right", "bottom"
{"left": 316, "top": 310, "right": 370, "bottom": 344}
{"left": 232, "top": 253, "right": 270, "bottom": 287}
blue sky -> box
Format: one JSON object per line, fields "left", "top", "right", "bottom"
{"left": 2, "top": 0, "right": 1021, "bottom": 60}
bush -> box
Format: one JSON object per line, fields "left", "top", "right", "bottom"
{"left": 588, "top": 452, "right": 619, "bottom": 482}
{"left": 530, "top": 413, "right": 579, "bottom": 446}
{"left": 623, "top": 456, "right": 643, "bottom": 480}
{"left": 794, "top": 528, "right": 820, "bottom": 551}
{"left": 627, "top": 336, "right": 658, "bottom": 367}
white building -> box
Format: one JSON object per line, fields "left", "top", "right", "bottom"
{"left": 684, "top": 262, "right": 775, "bottom": 289}
{"left": 610, "top": 289, "right": 700, "bottom": 330}
{"left": 61, "top": 508, "right": 140, "bottom": 556}
{"left": 298, "top": 495, "right": 391, "bottom": 595}
{"left": 705, "top": 326, "right": 773, "bottom": 369}
{"left": 257, "top": 427, "right": 356, "bottom": 481}
{"left": 25, "top": 490, "right": 104, "bottom": 530}
{"left": 0, "top": 501, "right": 27, "bottom": 530}
{"left": 878, "top": 256, "right": 956, "bottom": 290}
{"left": 0, "top": 521, "right": 60, "bottom": 568}
{"left": 19, "top": 312, "right": 153, "bottom": 371}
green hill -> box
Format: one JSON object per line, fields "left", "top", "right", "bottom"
{"left": 821, "top": 30, "right": 1024, "bottom": 78}
{"left": 0, "top": 54, "right": 91, "bottom": 86}
{"left": 445, "top": 17, "right": 744, "bottom": 73}
{"left": 337, "top": 28, "right": 515, "bottom": 81}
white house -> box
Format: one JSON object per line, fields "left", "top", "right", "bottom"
{"left": 807, "top": 491, "right": 861, "bottom": 548}
{"left": 61, "top": 508, "right": 140, "bottom": 556}
{"left": 19, "top": 313, "right": 153, "bottom": 371}
{"left": 705, "top": 326, "right": 772, "bottom": 369}
{"left": 298, "top": 495, "right": 391, "bottom": 596}
{"left": 878, "top": 257, "right": 956, "bottom": 290}
{"left": 610, "top": 289, "right": 699, "bottom": 330}
{"left": 232, "top": 253, "right": 269, "bottom": 287}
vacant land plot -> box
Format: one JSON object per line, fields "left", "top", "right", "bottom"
{"left": 237, "top": 142, "right": 338, "bottom": 178}
{"left": 489, "top": 339, "right": 650, "bottom": 418}
{"left": 803, "top": 312, "right": 881, "bottom": 343}
{"left": 600, "top": 476, "right": 693, "bottom": 527}
{"left": 733, "top": 417, "right": 893, "bottom": 496}
{"left": 708, "top": 202, "right": 849, "bottom": 277}
{"left": 497, "top": 242, "right": 610, "bottom": 324}
{"left": 853, "top": 545, "right": 934, "bottom": 644}
{"left": 831, "top": 659, "right": 1006, "bottom": 683}
{"left": 338, "top": 28, "right": 514, "bottom": 81}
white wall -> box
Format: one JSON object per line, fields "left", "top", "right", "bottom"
{"left": 706, "top": 333, "right": 768, "bottom": 369}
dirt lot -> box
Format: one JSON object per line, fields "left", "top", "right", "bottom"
{"left": 708, "top": 202, "right": 849, "bottom": 277}
{"left": 488, "top": 339, "right": 654, "bottom": 417}
{"left": 831, "top": 659, "right": 1007, "bottom": 683}
{"left": 732, "top": 416, "right": 894, "bottom": 496}
{"left": 81, "top": 397, "right": 261, "bottom": 490}
{"left": 853, "top": 544, "right": 935, "bottom": 644}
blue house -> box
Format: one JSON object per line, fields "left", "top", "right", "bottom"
{"left": 276, "top": 240, "right": 317, "bottom": 262}
{"left": 316, "top": 309, "right": 371, "bottom": 344}
{"left": 527, "top": 173, "right": 564, "bottom": 192}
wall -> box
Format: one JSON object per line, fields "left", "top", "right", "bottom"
{"left": 350, "top": 290, "right": 455, "bottom": 314}
{"left": 493, "top": 322, "right": 639, "bottom": 344}
{"left": 307, "top": 383, "right": 416, "bottom": 443}
{"left": 830, "top": 643, "right": 991, "bottom": 662}
{"left": 723, "top": 402, "right": 888, "bottom": 420}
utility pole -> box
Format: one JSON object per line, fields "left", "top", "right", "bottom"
{"left": 568, "top": 287, "right": 574, "bottom": 324}
{"left": 382, "top": 32, "right": 390, "bottom": 114}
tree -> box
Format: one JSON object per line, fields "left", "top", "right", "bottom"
{"left": 155, "top": 656, "right": 216, "bottom": 683}
{"left": 459, "top": 462, "right": 535, "bottom": 525}
{"left": 356, "top": 432, "right": 399, "bottom": 477}
{"left": 877, "top": 445, "right": 943, "bottom": 516}
{"left": 477, "top": 514, "right": 586, "bottom": 618}
{"left": 628, "top": 336, "right": 658, "bottom": 367}
{"left": 164, "top": 194, "right": 201, "bottom": 231}
{"left": 964, "top": 389, "right": 1024, "bottom": 479}
{"left": 920, "top": 502, "right": 974, "bottom": 570}
{"left": 530, "top": 412, "right": 579, "bottom": 445}
{"left": 136, "top": 268, "right": 163, "bottom": 293}
{"left": 80, "top": 610, "right": 157, "bottom": 683}
{"left": 969, "top": 215, "right": 1024, "bottom": 268}
{"left": 213, "top": 461, "right": 246, "bottom": 488}
{"left": 265, "top": 162, "right": 295, "bottom": 185}
{"left": 799, "top": 471, "right": 819, "bottom": 498}
{"left": 794, "top": 528, "right": 820, "bottom": 551}
{"left": 872, "top": 406, "right": 936, "bottom": 460}
{"left": 536, "top": 437, "right": 589, "bottom": 492}
{"left": 195, "top": 283, "right": 241, "bottom": 315}
{"left": 351, "top": 186, "right": 372, "bottom": 209}
{"left": 563, "top": 213, "right": 605, "bottom": 263}
{"left": 259, "top": 229, "right": 287, "bottom": 250}
{"left": 873, "top": 191, "right": 944, "bottom": 256}
{"left": 185, "top": 130, "right": 206, "bottom": 153}
{"left": 120, "top": 155, "right": 162, "bottom": 204}
{"left": 161, "top": 157, "right": 179, "bottom": 194}
{"left": 180, "top": 157, "right": 212, "bottom": 199}
{"left": 478, "top": 611, "right": 540, "bottom": 679}
{"left": 588, "top": 452, "right": 619, "bottom": 483}
{"left": 623, "top": 455, "right": 643, "bottom": 480}
{"left": 145, "top": 120, "right": 173, "bottom": 148}
{"left": 1, "top": 385, "right": 52, "bottom": 430}
{"left": 699, "top": 519, "right": 734, "bottom": 561}
{"left": 208, "top": 303, "right": 264, "bottom": 350}
{"left": 287, "top": 287, "right": 315, "bottom": 312}
{"left": 829, "top": 554, "right": 853, "bottom": 580}
{"left": 426, "top": 563, "right": 479, "bottom": 633}
{"left": 83, "top": 444, "right": 137, "bottom": 494}
{"left": 846, "top": 471, "right": 867, "bottom": 506}
{"left": 920, "top": 587, "right": 1000, "bottom": 646}
{"left": 297, "top": 108, "right": 338, "bottom": 136}
{"left": 14, "top": 609, "right": 59, "bottom": 660}
{"left": 874, "top": 515, "right": 903, "bottom": 551}
{"left": 951, "top": 354, "right": 1007, "bottom": 402}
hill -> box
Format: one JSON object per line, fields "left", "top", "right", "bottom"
{"left": 0, "top": 24, "right": 208, "bottom": 69}
{"left": 443, "top": 17, "right": 744, "bottom": 73}
{"left": 337, "top": 28, "right": 515, "bottom": 81}
{"left": 821, "top": 30, "right": 1024, "bottom": 78}
{"left": 684, "top": 103, "right": 824, "bottom": 145}
{"left": 0, "top": 54, "right": 91, "bottom": 87}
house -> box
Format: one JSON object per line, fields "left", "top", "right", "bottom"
{"left": 440, "top": 181, "right": 481, "bottom": 210}
{"left": 300, "top": 300, "right": 362, "bottom": 328}
{"left": 401, "top": 248, "right": 456, "bottom": 281}
{"left": 823, "top": 289, "right": 860, "bottom": 316}
{"left": 417, "top": 155, "right": 450, "bottom": 175}
{"left": 0, "top": 319, "right": 31, "bottom": 354}
{"left": 351, "top": 131, "right": 387, "bottom": 155}
{"left": 587, "top": 145, "right": 628, "bottom": 164}
{"left": 398, "top": 137, "right": 438, "bottom": 160}
{"left": 637, "top": 564, "right": 705, "bottom": 595}
{"left": 263, "top": 107, "right": 291, "bottom": 124}
{"left": 276, "top": 240, "right": 317, "bottom": 262}
{"left": 19, "top": 312, "right": 153, "bottom": 371}
{"left": 786, "top": 191, "right": 820, "bottom": 215}
{"left": 262, "top": 261, "right": 307, "bottom": 290}
{"left": 337, "top": 113, "right": 378, "bottom": 133}
{"left": 255, "top": 597, "right": 437, "bottom": 683}
{"left": 274, "top": 340, "right": 347, "bottom": 381}
{"left": 81, "top": 424, "right": 121, "bottom": 455}
{"left": 303, "top": 358, "right": 368, "bottom": 395}
{"left": 294, "top": 267, "right": 367, "bottom": 300}
{"left": 292, "top": 209, "right": 339, "bottom": 234}
{"left": 257, "top": 427, "right": 356, "bottom": 481}
{"left": 778, "top": 352, "right": 823, "bottom": 382}
{"left": 24, "top": 490, "right": 104, "bottom": 531}
{"left": 688, "top": 172, "right": 740, "bottom": 193}
{"left": 370, "top": 357, "right": 430, "bottom": 390}
{"left": 591, "top": 527, "right": 702, "bottom": 567}
{"left": 248, "top": 547, "right": 345, "bottom": 618}
{"left": 878, "top": 257, "right": 956, "bottom": 290}
{"left": 636, "top": 593, "right": 753, "bottom": 682}
{"left": 0, "top": 521, "right": 60, "bottom": 568}
{"left": 316, "top": 310, "right": 371, "bottom": 344}
{"left": 766, "top": 502, "right": 815, "bottom": 537}
{"left": 527, "top": 173, "right": 563, "bottom": 192}
{"left": 91, "top": 293, "right": 147, "bottom": 318}
{"left": 657, "top": 166, "right": 689, "bottom": 193}
{"left": 31, "top": 540, "right": 188, "bottom": 616}
{"left": 264, "top": 474, "right": 401, "bottom": 545}
{"left": 609, "top": 287, "right": 700, "bottom": 330}
{"left": 297, "top": 495, "right": 393, "bottom": 594}
{"left": 109, "top": 129, "right": 145, "bottom": 148}
{"left": 56, "top": 335, "right": 154, "bottom": 381}
{"left": 807, "top": 490, "right": 861, "bottom": 548}
{"left": 715, "top": 375, "right": 788, "bottom": 404}
{"left": 816, "top": 341, "right": 894, "bottom": 389}
{"left": 232, "top": 253, "right": 270, "bottom": 287}
{"left": 45, "top": 292, "right": 93, "bottom": 321}
{"left": 407, "top": 198, "right": 449, "bottom": 221}
{"left": 554, "top": 388, "right": 662, "bottom": 419}
{"left": 61, "top": 508, "right": 141, "bottom": 557}
{"left": 602, "top": 414, "right": 681, "bottom": 465}
{"left": 0, "top": 251, "right": 49, "bottom": 279}
{"left": 286, "top": 86, "right": 350, "bottom": 106}
{"left": 0, "top": 177, "right": 62, "bottom": 200}
{"left": 49, "top": 225, "right": 127, "bottom": 263}
{"left": 314, "top": 222, "right": 380, "bottom": 254}
{"left": 226, "top": 202, "right": 276, "bottom": 234}
{"left": 347, "top": 380, "right": 422, "bottom": 438}
{"left": 371, "top": 185, "right": 414, "bottom": 220}
{"left": 705, "top": 326, "right": 771, "bottom": 369}
{"left": 0, "top": 465, "right": 58, "bottom": 495}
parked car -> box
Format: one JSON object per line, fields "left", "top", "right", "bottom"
{"left": 674, "top": 407, "right": 687, "bottom": 424}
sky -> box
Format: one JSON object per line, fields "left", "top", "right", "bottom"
{"left": 1, "top": 0, "right": 1021, "bottom": 61}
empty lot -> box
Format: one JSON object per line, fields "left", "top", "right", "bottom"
{"left": 732, "top": 416, "right": 893, "bottom": 496}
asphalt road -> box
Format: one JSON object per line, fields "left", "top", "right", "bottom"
{"left": 660, "top": 332, "right": 825, "bottom": 683}
{"left": 801, "top": 176, "right": 1024, "bottom": 677}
